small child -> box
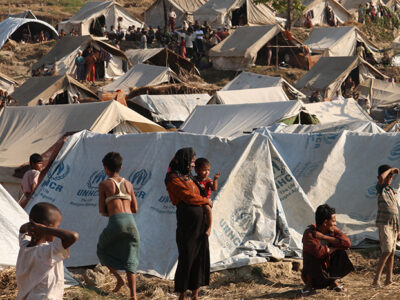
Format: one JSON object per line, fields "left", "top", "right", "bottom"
{"left": 20, "top": 153, "right": 43, "bottom": 208}
{"left": 16, "top": 202, "right": 79, "bottom": 300}
{"left": 194, "top": 158, "right": 220, "bottom": 236}
{"left": 373, "top": 165, "right": 400, "bottom": 287}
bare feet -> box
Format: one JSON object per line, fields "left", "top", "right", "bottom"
{"left": 112, "top": 277, "right": 124, "bottom": 293}
{"left": 385, "top": 280, "right": 394, "bottom": 286}
{"left": 372, "top": 280, "right": 381, "bottom": 287}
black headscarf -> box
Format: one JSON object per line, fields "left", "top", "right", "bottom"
{"left": 165, "top": 147, "right": 196, "bottom": 185}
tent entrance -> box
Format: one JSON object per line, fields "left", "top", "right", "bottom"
{"left": 54, "top": 90, "right": 68, "bottom": 104}
{"left": 231, "top": 3, "right": 247, "bottom": 26}
{"left": 90, "top": 15, "right": 106, "bottom": 36}
{"left": 11, "top": 22, "right": 54, "bottom": 43}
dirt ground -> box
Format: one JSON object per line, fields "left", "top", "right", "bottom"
{"left": 2, "top": 249, "right": 400, "bottom": 299}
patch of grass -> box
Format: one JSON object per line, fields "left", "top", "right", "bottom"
{"left": 46, "top": 0, "right": 85, "bottom": 8}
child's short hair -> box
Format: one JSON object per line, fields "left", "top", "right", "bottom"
{"left": 315, "top": 204, "right": 335, "bottom": 227}
{"left": 378, "top": 164, "right": 391, "bottom": 176}
{"left": 195, "top": 157, "right": 210, "bottom": 169}
{"left": 29, "top": 153, "right": 43, "bottom": 166}
{"left": 102, "top": 152, "right": 123, "bottom": 172}
{"left": 29, "top": 202, "right": 61, "bottom": 226}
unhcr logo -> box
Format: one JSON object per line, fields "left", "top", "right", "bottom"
{"left": 365, "top": 184, "right": 377, "bottom": 199}
{"left": 52, "top": 162, "right": 70, "bottom": 181}
{"left": 87, "top": 170, "right": 107, "bottom": 190}
{"left": 129, "top": 169, "right": 152, "bottom": 190}
{"left": 389, "top": 141, "right": 400, "bottom": 161}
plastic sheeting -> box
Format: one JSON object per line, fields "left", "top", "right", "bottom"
{"left": 130, "top": 94, "right": 210, "bottom": 122}
{"left": 26, "top": 130, "right": 315, "bottom": 278}
{"left": 99, "top": 64, "right": 180, "bottom": 94}
{"left": 297, "top": 0, "right": 352, "bottom": 26}
{"left": 261, "top": 120, "right": 385, "bottom": 134}
{"left": 0, "top": 72, "right": 17, "bottom": 93}
{"left": 265, "top": 131, "right": 400, "bottom": 247}
{"left": 357, "top": 78, "right": 400, "bottom": 108}
{"left": 180, "top": 101, "right": 308, "bottom": 137}
{"left": 0, "top": 17, "right": 58, "bottom": 49}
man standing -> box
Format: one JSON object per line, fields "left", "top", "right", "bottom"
{"left": 169, "top": 8, "right": 176, "bottom": 33}
{"left": 302, "top": 204, "right": 354, "bottom": 294}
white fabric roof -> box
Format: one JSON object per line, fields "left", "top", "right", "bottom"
{"left": 26, "top": 130, "right": 314, "bottom": 275}
{"left": 0, "top": 72, "right": 17, "bottom": 93}
{"left": 194, "top": 0, "right": 277, "bottom": 28}
{"left": 297, "top": 0, "right": 352, "bottom": 26}
{"left": 130, "top": 94, "right": 211, "bottom": 122}
{"left": 222, "top": 71, "right": 305, "bottom": 99}
{"left": 180, "top": 101, "right": 307, "bottom": 137}
{"left": 209, "top": 25, "right": 281, "bottom": 70}
{"left": 262, "top": 120, "right": 384, "bottom": 134}
{"left": 212, "top": 87, "right": 289, "bottom": 104}
{"left": 0, "top": 17, "right": 58, "bottom": 49}
{"left": 305, "top": 99, "right": 373, "bottom": 123}
{"left": 144, "top": 0, "right": 206, "bottom": 27}
{"left": 304, "top": 26, "right": 380, "bottom": 59}
{"left": 58, "top": 1, "right": 143, "bottom": 35}
{"left": 295, "top": 56, "right": 386, "bottom": 98}
{"left": 0, "top": 101, "right": 164, "bottom": 195}
{"left": 99, "top": 64, "right": 180, "bottom": 94}
{"left": 126, "top": 48, "right": 164, "bottom": 65}
{"left": 357, "top": 78, "right": 400, "bottom": 108}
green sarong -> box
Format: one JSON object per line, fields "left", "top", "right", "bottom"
{"left": 97, "top": 213, "right": 140, "bottom": 273}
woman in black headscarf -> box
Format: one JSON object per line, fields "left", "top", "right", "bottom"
{"left": 165, "top": 148, "right": 212, "bottom": 300}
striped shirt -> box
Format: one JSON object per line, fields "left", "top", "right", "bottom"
{"left": 376, "top": 183, "right": 399, "bottom": 230}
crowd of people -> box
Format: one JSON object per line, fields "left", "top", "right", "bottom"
{"left": 15, "top": 147, "right": 400, "bottom": 299}
{"left": 0, "top": 89, "right": 14, "bottom": 108}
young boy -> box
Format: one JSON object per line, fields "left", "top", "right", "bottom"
{"left": 194, "top": 158, "right": 220, "bottom": 236}
{"left": 20, "top": 153, "right": 43, "bottom": 208}
{"left": 16, "top": 202, "right": 79, "bottom": 300}
{"left": 373, "top": 165, "right": 400, "bottom": 287}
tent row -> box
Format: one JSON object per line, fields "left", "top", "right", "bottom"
{"left": 19, "top": 128, "right": 400, "bottom": 279}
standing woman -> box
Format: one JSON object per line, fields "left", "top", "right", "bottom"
{"left": 165, "top": 148, "right": 212, "bottom": 300}
{"left": 97, "top": 152, "right": 140, "bottom": 300}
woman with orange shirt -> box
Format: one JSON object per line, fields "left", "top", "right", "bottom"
{"left": 165, "top": 148, "right": 212, "bottom": 300}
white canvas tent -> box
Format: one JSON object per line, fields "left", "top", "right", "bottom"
{"left": 0, "top": 72, "right": 18, "bottom": 94}
{"left": 263, "top": 120, "right": 384, "bottom": 134}
{"left": 304, "top": 26, "right": 380, "bottom": 60}
{"left": 11, "top": 75, "right": 98, "bottom": 106}
{"left": 193, "top": 0, "right": 279, "bottom": 28}
{"left": 210, "top": 87, "right": 289, "bottom": 104}
{"left": 0, "top": 17, "right": 58, "bottom": 50}
{"left": 265, "top": 131, "right": 400, "bottom": 247}
{"left": 296, "top": 0, "right": 353, "bottom": 26}
{"left": 7, "top": 10, "right": 36, "bottom": 19}
{"left": 221, "top": 71, "right": 305, "bottom": 99}
{"left": 125, "top": 48, "right": 197, "bottom": 74}
{"left": 26, "top": 130, "right": 315, "bottom": 277}
{"left": 357, "top": 78, "right": 400, "bottom": 108}
{"left": 340, "top": 0, "right": 383, "bottom": 12}
{"left": 32, "top": 35, "right": 128, "bottom": 79}
{"left": 129, "top": 94, "right": 210, "bottom": 122}
{"left": 99, "top": 63, "right": 181, "bottom": 94}
{"left": 144, "top": 0, "right": 206, "bottom": 28}
{"left": 180, "top": 101, "right": 315, "bottom": 138}
{"left": 295, "top": 56, "right": 386, "bottom": 98}
{"left": 305, "top": 99, "right": 373, "bottom": 123}
{"left": 0, "top": 101, "right": 165, "bottom": 199}
{"left": 58, "top": 0, "right": 143, "bottom": 36}
{"left": 209, "top": 25, "right": 290, "bottom": 71}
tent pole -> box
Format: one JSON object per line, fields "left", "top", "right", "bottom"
{"left": 275, "top": 35, "right": 279, "bottom": 69}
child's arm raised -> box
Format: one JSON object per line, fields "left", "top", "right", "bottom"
{"left": 211, "top": 172, "right": 220, "bottom": 191}
{"left": 378, "top": 168, "right": 399, "bottom": 185}
{"left": 30, "top": 220, "right": 79, "bottom": 249}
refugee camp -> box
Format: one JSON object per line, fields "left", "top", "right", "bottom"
{"left": 3, "top": 0, "right": 400, "bottom": 299}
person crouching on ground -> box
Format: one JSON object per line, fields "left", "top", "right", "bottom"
{"left": 20, "top": 153, "right": 43, "bottom": 208}
{"left": 302, "top": 204, "right": 354, "bottom": 294}
{"left": 373, "top": 165, "right": 399, "bottom": 287}
{"left": 97, "top": 152, "right": 140, "bottom": 300}
{"left": 16, "top": 202, "right": 79, "bottom": 300}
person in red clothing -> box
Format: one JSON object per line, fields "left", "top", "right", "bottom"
{"left": 165, "top": 148, "right": 212, "bottom": 300}
{"left": 194, "top": 157, "right": 220, "bottom": 236}
{"left": 301, "top": 204, "right": 354, "bottom": 294}
{"left": 85, "top": 49, "right": 96, "bottom": 84}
